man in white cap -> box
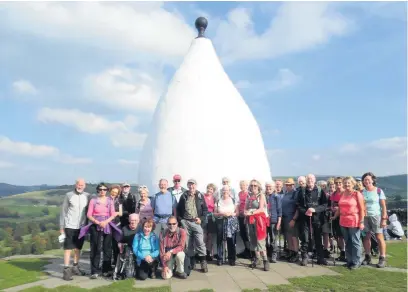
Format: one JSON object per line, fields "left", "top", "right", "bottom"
{"left": 119, "top": 183, "right": 138, "bottom": 227}
{"left": 215, "top": 177, "right": 239, "bottom": 207}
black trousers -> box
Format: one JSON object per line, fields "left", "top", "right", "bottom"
{"left": 89, "top": 224, "right": 113, "bottom": 275}
{"left": 137, "top": 260, "right": 158, "bottom": 280}
{"left": 216, "top": 219, "right": 236, "bottom": 261}
{"left": 298, "top": 219, "right": 324, "bottom": 258}
{"left": 266, "top": 223, "right": 278, "bottom": 257}
{"left": 112, "top": 237, "right": 119, "bottom": 266}
{"left": 238, "top": 216, "right": 249, "bottom": 245}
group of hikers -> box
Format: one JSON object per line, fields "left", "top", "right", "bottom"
{"left": 58, "top": 172, "right": 404, "bottom": 282}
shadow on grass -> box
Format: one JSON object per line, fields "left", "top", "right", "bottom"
{"left": 8, "top": 258, "right": 51, "bottom": 272}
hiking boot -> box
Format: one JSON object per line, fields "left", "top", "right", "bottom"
{"left": 300, "top": 253, "right": 308, "bottom": 266}
{"left": 376, "top": 256, "right": 386, "bottom": 268}
{"left": 63, "top": 267, "right": 73, "bottom": 281}
{"left": 71, "top": 264, "right": 86, "bottom": 276}
{"left": 270, "top": 252, "right": 277, "bottom": 263}
{"left": 201, "top": 259, "right": 208, "bottom": 273}
{"left": 263, "top": 260, "right": 270, "bottom": 271}
{"left": 175, "top": 271, "right": 187, "bottom": 279}
{"left": 337, "top": 251, "right": 347, "bottom": 262}
{"left": 90, "top": 274, "right": 99, "bottom": 280}
{"left": 190, "top": 257, "right": 196, "bottom": 270}
{"left": 249, "top": 257, "right": 258, "bottom": 269}
{"left": 317, "top": 258, "right": 328, "bottom": 266}
{"left": 323, "top": 249, "right": 331, "bottom": 259}
{"left": 217, "top": 259, "right": 222, "bottom": 266}
{"left": 228, "top": 259, "right": 236, "bottom": 266}
{"left": 102, "top": 271, "right": 113, "bottom": 278}
{"left": 361, "top": 254, "right": 372, "bottom": 266}
{"left": 349, "top": 263, "right": 360, "bottom": 270}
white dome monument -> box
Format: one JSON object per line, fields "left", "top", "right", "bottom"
{"left": 138, "top": 17, "right": 272, "bottom": 193}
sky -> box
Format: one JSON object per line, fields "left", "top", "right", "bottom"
{"left": 0, "top": 1, "right": 406, "bottom": 185}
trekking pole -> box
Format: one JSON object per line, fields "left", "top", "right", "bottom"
{"left": 277, "top": 228, "right": 281, "bottom": 260}
{"left": 330, "top": 215, "right": 336, "bottom": 266}
{"left": 309, "top": 216, "right": 314, "bottom": 267}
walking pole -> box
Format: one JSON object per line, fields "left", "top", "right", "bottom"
{"left": 277, "top": 228, "right": 281, "bottom": 260}
{"left": 330, "top": 217, "right": 336, "bottom": 267}
{"left": 309, "top": 216, "right": 314, "bottom": 267}
{"left": 223, "top": 217, "right": 227, "bottom": 264}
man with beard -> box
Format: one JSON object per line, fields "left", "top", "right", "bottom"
{"left": 60, "top": 178, "right": 91, "bottom": 281}
{"left": 296, "top": 174, "right": 328, "bottom": 266}
{"left": 119, "top": 183, "right": 138, "bottom": 227}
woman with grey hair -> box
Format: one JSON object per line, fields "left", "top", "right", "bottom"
{"left": 213, "top": 185, "right": 239, "bottom": 266}
{"left": 244, "top": 179, "right": 269, "bottom": 271}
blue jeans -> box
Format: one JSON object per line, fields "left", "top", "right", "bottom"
{"left": 341, "top": 227, "right": 361, "bottom": 266}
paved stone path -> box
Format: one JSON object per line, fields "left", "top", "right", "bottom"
{"left": 4, "top": 256, "right": 340, "bottom": 292}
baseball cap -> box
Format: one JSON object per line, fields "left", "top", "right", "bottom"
{"left": 284, "top": 178, "right": 295, "bottom": 185}
{"left": 122, "top": 182, "right": 130, "bottom": 187}
{"left": 173, "top": 174, "right": 182, "bottom": 181}
{"left": 187, "top": 179, "right": 197, "bottom": 185}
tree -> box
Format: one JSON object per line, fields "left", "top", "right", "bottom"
{"left": 21, "top": 243, "right": 32, "bottom": 255}
{"left": 42, "top": 207, "right": 50, "bottom": 215}
{"left": 31, "top": 235, "right": 46, "bottom": 255}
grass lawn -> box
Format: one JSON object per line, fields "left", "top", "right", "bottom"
{"left": 0, "top": 258, "right": 49, "bottom": 290}
{"left": 271, "top": 266, "right": 407, "bottom": 292}
{"left": 386, "top": 240, "right": 407, "bottom": 269}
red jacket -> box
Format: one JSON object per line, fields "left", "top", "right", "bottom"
{"left": 248, "top": 212, "right": 269, "bottom": 241}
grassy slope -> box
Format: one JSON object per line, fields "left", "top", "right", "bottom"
{"left": 387, "top": 241, "right": 407, "bottom": 269}
{"left": 0, "top": 258, "right": 49, "bottom": 290}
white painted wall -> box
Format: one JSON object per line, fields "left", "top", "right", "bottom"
{"left": 138, "top": 37, "right": 272, "bottom": 194}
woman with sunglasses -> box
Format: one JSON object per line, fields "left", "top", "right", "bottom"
{"left": 244, "top": 179, "right": 270, "bottom": 271}
{"left": 79, "top": 182, "right": 122, "bottom": 279}
{"left": 136, "top": 186, "right": 153, "bottom": 227}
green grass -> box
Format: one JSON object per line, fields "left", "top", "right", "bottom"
{"left": 386, "top": 241, "right": 407, "bottom": 269}
{"left": 262, "top": 266, "right": 407, "bottom": 292}
{"left": 21, "top": 279, "right": 171, "bottom": 292}
{"left": 0, "top": 258, "right": 49, "bottom": 290}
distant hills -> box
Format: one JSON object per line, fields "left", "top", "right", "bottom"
{"left": 0, "top": 175, "right": 406, "bottom": 198}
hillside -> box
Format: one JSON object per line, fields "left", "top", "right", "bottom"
{"left": 0, "top": 183, "right": 57, "bottom": 197}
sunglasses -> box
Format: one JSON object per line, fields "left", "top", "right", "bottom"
{"left": 250, "top": 185, "right": 258, "bottom": 187}
{"left": 335, "top": 182, "right": 342, "bottom": 184}
{"left": 98, "top": 188, "right": 107, "bottom": 191}
{"left": 167, "top": 223, "right": 177, "bottom": 226}
{"left": 173, "top": 180, "right": 180, "bottom": 183}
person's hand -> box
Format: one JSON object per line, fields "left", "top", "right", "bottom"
{"left": 380, "top": 219, "right": 387, "bottom": 228}
{"left": 289, "top": 220, "right": 295, "bottom": 228}
{"left": 195, "top": 217, "right": 201, "bottom": 225}
{"left": 333, "top": 206, "right": 339, "bottom": 212}
{"left": 244, "top": 211, "right": 249, "bottom": 216}
{"left": 359, "top": 223, "right": 365, "bottom": 230}
{"left": 60, "top": 229, "right": 65, "bottom": 234}
{"left": 276, "top": 223, "right": 281, "bottom": 231}
{"left": 145, "top": 255, "right": 153, "bottom": 263}
{"left": 163, "top": 251, "right": 172, "bottom": 261}
{"left": 305, "top": 210, "right": 312, "bottom": 217}
{"left": 330, "top": 216, "right": 336, "bottom": 221}
{"left": 99, "top": 221, "right": 107, "bottom": 228}
{"left": 308, "top": 208, "right": 315, "bottom": 213}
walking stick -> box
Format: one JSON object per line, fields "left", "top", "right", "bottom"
{"left": 309, "top": 216, "right": 314, "bottom": 267}
{"left": 223, "top": 217, "right": 227, "bottom": 264}
{"left": 330, "top": 216, "right": 336, "bottom": 266}
{"left": 277, "top": 228, "right": 281, "bottom": 260}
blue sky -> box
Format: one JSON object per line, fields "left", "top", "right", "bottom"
{"left": 0, "top": 1, "right": 406, "bottom": 185}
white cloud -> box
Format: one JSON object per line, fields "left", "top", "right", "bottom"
{"left": 111, "top": 133, "right": 147, "bottom": 149}
{"left": 268, "top": 136, "right": 407, "bottom": 176}
{"left": 83, "top": 67, "right": 164, "bottom": 113}
{"left": 37, "top": 107, "right": 137, "bottom": 134}
{"left": 0, "top": 135, "right": 91, "bottom": 164}
{"left": 1, "top": 2, "right": 195, "bottom": 62}
{"left": 0, "top": 161, "right": 14, "bottom": 168}
{"left": 118, "top": 159, "right": 139, "bottom": 165}
{"left": 214, "top": 2, "right": 352, "bottom": 63}
{"left": 37, "top": 107, "right": 147, "bottom": 149}
{"left": 12, "top": 79, "right": 38, "bottom": 95}
{"left": 0, "top": 136, "right": 59, "bottom": 158}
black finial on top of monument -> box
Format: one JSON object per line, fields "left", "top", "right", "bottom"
{"left": 195, "top": 17, "right": 208, "bottom": 38}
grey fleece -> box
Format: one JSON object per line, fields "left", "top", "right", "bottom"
{"left": 60, "top": 191, "right": 91, "bottom": 230}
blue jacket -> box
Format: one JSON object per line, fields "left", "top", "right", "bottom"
{"left": 132, "top": 231, "right": 160, "bottom": 265}
{"left": 268, "top": 194, "right": 282, "bottom": 224}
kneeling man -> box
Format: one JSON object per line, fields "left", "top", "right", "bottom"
{"left": 160, "top": 216, "right": 187, "bottom": 279}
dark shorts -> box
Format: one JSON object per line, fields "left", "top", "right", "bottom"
{"left": 64, "top": 228, "right": 85, "bottom": 250}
